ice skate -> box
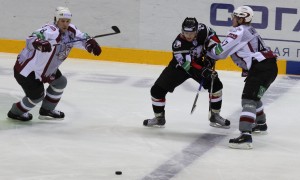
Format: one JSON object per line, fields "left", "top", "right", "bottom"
{"left": 143, "top": 112, "right": 166, "bottom": 127}
{"left": 252, "top": 122, "right": 268, "bottom": 134}
{"left": 38, "top": 108, "right": 65, "bottom": 120}
{"left": 229, "top": 132, "right": 253, "bottom": 149}
{"left": 7, "top": 111, "right": 33, "bottom": 121}
{"left": 209, "top": 112, "right": 230, "bottom": 129}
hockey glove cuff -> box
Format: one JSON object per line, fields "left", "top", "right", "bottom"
{"left": 85, "top": 38, "right": 101, "bottom": 56}
{"left": 241, "top": 69, "right": 249, "bottom": 77}
{"left": 181, "top": 61, "right": 191, "bottom": 71}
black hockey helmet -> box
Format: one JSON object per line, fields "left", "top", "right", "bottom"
{"left": 182, "top": 17, "right": 198, "bottom": 32}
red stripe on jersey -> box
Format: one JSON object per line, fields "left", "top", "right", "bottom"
{"left": 234, "top": 52, "right": 247, "bottom": 65}
{"left": 191, "top": 61, "right": 203, "bottom": 70}
{"left": 56, "top": 33, "right": 62, "bottom": 43}
{"left": 261, "top": 50, "right": 277, "bottom": 59}
{"left": 247, "top": 42, "right": 254, "bottom": 52}
{"left": 41, "top": 46, "right": 57, "bottom": 81}
{"left": 14, "top": 50, "right": 36, "bottom": 73}
{"left": 211, "top": 35, "right": 221, "bottom": 43}
{"left": 240, "top": 116, "right": 255, "bottom": 123}
{"left": 68, "top": 26, "right": 77, "bottom": 36}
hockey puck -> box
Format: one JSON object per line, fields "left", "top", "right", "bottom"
{"left": 115, "top": 171, "right": 122, "bottom": 175}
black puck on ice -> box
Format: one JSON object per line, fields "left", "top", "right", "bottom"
{"left": 115, "top": 171, "right": 122, "bottom": 175}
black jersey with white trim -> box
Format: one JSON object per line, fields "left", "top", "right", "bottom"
{"left": 171, "top": 23, "right": 220, "bottom": 66}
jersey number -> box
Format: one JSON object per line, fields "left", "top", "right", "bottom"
{"left": 40, "top": 28, "right": 46, "bottom": 34}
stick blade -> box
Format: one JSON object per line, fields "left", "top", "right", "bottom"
{"left": 190, "top": 105, "right": 196, "bottom": 114}
{"left": 112, "top": 26, "right": 120, "bottom": 33}
{"left": 190, "top": 93, "right": 199, "bottom": 114}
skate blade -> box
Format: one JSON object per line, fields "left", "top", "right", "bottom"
{"left": 209, "top": 122, "right": 230, "bottom": 129}
{"left": 144, "top": 124, "right": 165, "bottom": 128}
{"left": 6, "top": 117, "right": 32, "bottom": 122}
{"left": 252, "top": 130, "right": 268, "bottom": 135}
{"left": 228, "top": 142, "right": 253, "bottom": 149}
{"left": 38, "top": 115, "right": 64, "bottom": 120}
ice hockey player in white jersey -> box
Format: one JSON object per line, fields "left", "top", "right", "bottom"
{"left": 207, "top": 6, "right": 278, "bottom": 149}
{"left": 7, "top": 7, "right": 101, "bottom": 121}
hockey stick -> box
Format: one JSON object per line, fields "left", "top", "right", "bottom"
{"left": 190, "top": 79, "right": 204, "bottom": 114}
{"left": 54, "top": 26, "right": 120, "bottom": 46}
{"left": 209, "top": 64, "right": 216, "bottom": 113}
{"left": 92, "top": 26, "right": 120, "bottom": 38}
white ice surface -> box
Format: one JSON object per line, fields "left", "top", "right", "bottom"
{"left": 0, "top": 52, "right": 300, "bottom": 180}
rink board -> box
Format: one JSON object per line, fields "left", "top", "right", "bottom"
{"left": 0, "top": 38, "right": 291, "bottom": 75}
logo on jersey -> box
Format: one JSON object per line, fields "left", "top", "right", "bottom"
{"left": 215, "top": 44, "right": 224, "bottom": 55}
{"left": 192, "top": 40, "right": 198, "bottom": 46}
{"left": 173, "top": 40, "right": 181, "bottom": 48}
{"left": 50, "top": 26, "right": 57, "bottom": 31}
{"left": 222, "top": 40, "right": 228, "bottom": 46}
{"left": 257, "top": 86, "right": 267, "bottom": 98}
{"left": 58, "top": 44, "right": 72, "bottom": 61}
{"left": 227, "top": 33, "right": 237, "bottom": 39}
{"left": 198, "top": 24, "right": 205, "bottom": 30}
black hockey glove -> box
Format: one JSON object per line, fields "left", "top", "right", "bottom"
{"left": 200, "top": 67, "right": 218, "bottom": 79}
{"left": 85, "top": 38, "right": 101, "bottom": 56}
{"left": 203, "top": 56, "right": 215, "bottom": 69}
{"left": 190, "top": 66, "right": 217, "bottom": 80}
{"left": 32, "top": 39, "right": 52, "bottom": 52}
{"left": 241, "top": 69, "right": 248, "bottom": 77}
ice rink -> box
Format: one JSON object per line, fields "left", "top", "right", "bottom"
{"left": 0, "top": 52, "right": 300, "bottom": 180}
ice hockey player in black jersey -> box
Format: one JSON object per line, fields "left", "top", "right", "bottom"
{"left": 143, "top": 17, "right": 230, "bottom": 129}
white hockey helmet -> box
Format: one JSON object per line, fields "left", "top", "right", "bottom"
{"left": 54, "top": 7, "right": 72, "bottom": 23}
{"left": 232, "top": 6, "right": 254, "bottom": 23}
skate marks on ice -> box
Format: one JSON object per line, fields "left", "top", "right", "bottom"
{"left": 0, "top": 88, "right": 35, "bottom": 130}
{"left": 142, "top": 75, "right": 299, "bottom": 180}
{"left": 0, "top": 87, "right": 75, "bottom": 131}
{"left": 142, "top": 133, "right": 225, "bottom": 180}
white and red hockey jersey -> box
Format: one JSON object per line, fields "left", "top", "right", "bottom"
{"left": 14, "top": 23, "right": 89, "bottom": 82}
{"left": 207, "top": 25, "right": 277, "bottom": 70}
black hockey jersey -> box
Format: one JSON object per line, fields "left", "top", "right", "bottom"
{"left": 170, "top": 23, "right": 220, "bottom": 68}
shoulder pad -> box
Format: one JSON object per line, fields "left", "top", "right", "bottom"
{"left": 231, "top": 26, "right": 243, "bottom": 33}
{"left": 68, "top": 23, "right": 77, "bottom": 29}
{"left": 173, "top": 40, "right": 182, "bottom": 49}
{"left": 197, "top": 23, "right": 207, "bottom": 31}
{"left": 67, "top": 24, "right": 77, "bottom": 35}
{"left": 41, "top": 24, "right": 58, "bottom": 32}
{"left": 197, "top": 24, "right": 209, "bottom": 44}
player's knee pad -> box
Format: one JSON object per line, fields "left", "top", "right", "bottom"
{"left": 212, "top": 78, "right": 223, "bottom": 93}
{"left": 30, "top": 95, "right": 44, "bottom": 104}
{"left": 150, "top": 84, "right": 167, "bottom": 99}
{"left": 203, "top": 77, "right": 223, "bottom": 92}
{"left": 212, "top": 89, "right": 222, "bottom": 97}
{"left": 241, "top": 99, "right": 257, "bottom": 112}
{"left": 50, "top": 75, "right": 67, "bottom": 90}
{"left": 256, "top": 100, "right": 263, "bottom": 109}
{"left": 255, "top": 100, "right": 265, "bottom": 120}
